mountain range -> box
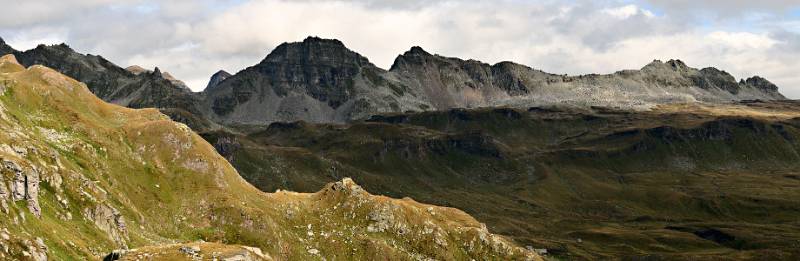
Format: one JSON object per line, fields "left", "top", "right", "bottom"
{"left": 0, "top": 36, "right": 785, "bottom": 129}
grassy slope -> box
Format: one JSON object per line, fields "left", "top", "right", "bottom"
{"left": 210, "top": 104, "right": 800, "bottom": 260}
{"left": 0, "top": 55, "right": 539, "bottom": 260}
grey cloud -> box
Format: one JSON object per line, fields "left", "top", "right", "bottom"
{"left": 288, "top": 0, "right": 462, "bottom": 10}
{"left": 548, "top": 3, "right": 685, "bottom": 51}
{"left": 645, "top": 0, "right": 800, "bottom": 18}
{"left": 0, "top": 0, "right": 145, "bottom": 27}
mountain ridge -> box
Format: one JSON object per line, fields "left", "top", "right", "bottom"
{"left": 0, "top": 36, "right": 788, "bottom": 127}
{"left": 203, "top": 36, "right": 786, "bottom": 125}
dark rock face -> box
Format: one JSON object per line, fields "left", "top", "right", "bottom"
{"left": 258, "top": 37, "right": 368, "bottom": 108}
{"left": 211, "top": 135, "right": 241, "bottom": 161}
{"left": 0, "top": 37, "right": 14, "bottom": 55}
{"left": 209, "top": 37, "right": 374, "bottom": 115}
{"left": 491, "top": 62, "right": 533, "bottom": 96}
{"left": 694, "top": 67, "right": 740, "bottom": 94}
{"left": 203, "top": 37, "right": 419, "bottom": 124}
{"left": 743, "top": 76, "right": 780, "bottom": 93}
{"left": 206, "top": 70, "right": 232, "bottom": 90}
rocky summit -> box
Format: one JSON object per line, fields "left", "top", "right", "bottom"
{"left": 206, "top": 70, "right": 232, "bottom": 90}
{"left": 0, "top": 54, "right": 540, "bottom": 260}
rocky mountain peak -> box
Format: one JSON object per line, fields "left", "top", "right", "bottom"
{"left": 126, "top": 65, "right": 190, "bottom": 90}
{"left": 408, "top": 46, "right": 430, "bottom": 56}
{"left": 645, "top": 59, "right": 663, "bottom": 65}
{"left": 665, "top": 59, "right": 690, "bottom": 71}
{"left": 206, "top": 70, "right": 232, "bottom": 90}
{"left": 699, "top": 67, "right": 736, "bottom": 81}
{"left": 208, "top": 36, "right": 378, "bottom": 111}
{"left": 390, "top": 46, "right": 436, "bottom": 71}
{"left": 152, "top": 67, "right": 163, "bottom": 77}
{"left": 640, "top": 58, "right": 692, "bottom": 73}
{"left": 0, "top": 38, "right": 12, "bottom": 55}
{"left": 304, "top": 36, "right": 345, "bottom": 46}
{"left": 125, "top": 65, "right": 148, "bottom": 75}
{"left": 261, "top": 36, "right": 370, "bottom": 67}
{"left": 34, "top": 43, "right": 74, "bottom": 53}
{"left": 494, "top": 61, "right": 528, "bottom": 69}
{"left": 744, "top": 76, "right": 780, "bottom": 92}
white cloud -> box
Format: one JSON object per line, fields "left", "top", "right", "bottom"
{"left": 0, "top": 0, "right": 799, "bottom": 98}
{"left": 645, "top": 0, "right": 800, "bottom": 18}
{"left": 602, "top": 4, "right": 655, "bottom": 19}
{"left": 707, "top": 31, "right": 778, "bottom": 50}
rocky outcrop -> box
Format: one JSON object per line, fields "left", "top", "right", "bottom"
{"left": 124, "top": 65, "right": 148, "bottom": 75}
{"left": 6, "top": 160, "right": 25, "bottom": 201}
{"left": 3, "top": 159, "right": 41, "bottom": 217}
{"left": 27, "top": 238, "right": 48, "bottom": 261}
{"left": 127, "top": 65, "right": 190, "bottom": 90}
{"left": 211, "top": 136, "right": 241, "bottom": 161}
{"left": 82, "top": 204, "right": 128, "bottom": 247}
{"left": 0, "top": 171, "right": 8, "bottom": 213}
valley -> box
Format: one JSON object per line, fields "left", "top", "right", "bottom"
{"left": 202, "top": 101, "right": 800, "bottom": 259}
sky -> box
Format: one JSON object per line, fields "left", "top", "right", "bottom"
{"left": 1, "top": 0, "right": 799, "bottom": 98}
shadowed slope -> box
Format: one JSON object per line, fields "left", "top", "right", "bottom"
{"left": 206, "top": 101, "right": 800, "bottom": 260}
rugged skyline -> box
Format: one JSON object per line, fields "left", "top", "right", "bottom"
{"left": 1, "top": 36, "right": 785, "bottom": 127}
{"left": 1, "top": 0, "right": 799, "bottom": 98}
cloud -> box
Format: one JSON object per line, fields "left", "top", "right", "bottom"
{"left": 0, "top": 0, "right": 798, "bottom": 98}
{"left": 644, "top": 0, "right": 800, "bottom": 17}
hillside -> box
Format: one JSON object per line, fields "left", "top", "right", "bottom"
{"left": 202, "top": 101, "right": 800, "bottom": 260}
{"left": 0, "top": 54, "right": 539, "bottom": 260}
